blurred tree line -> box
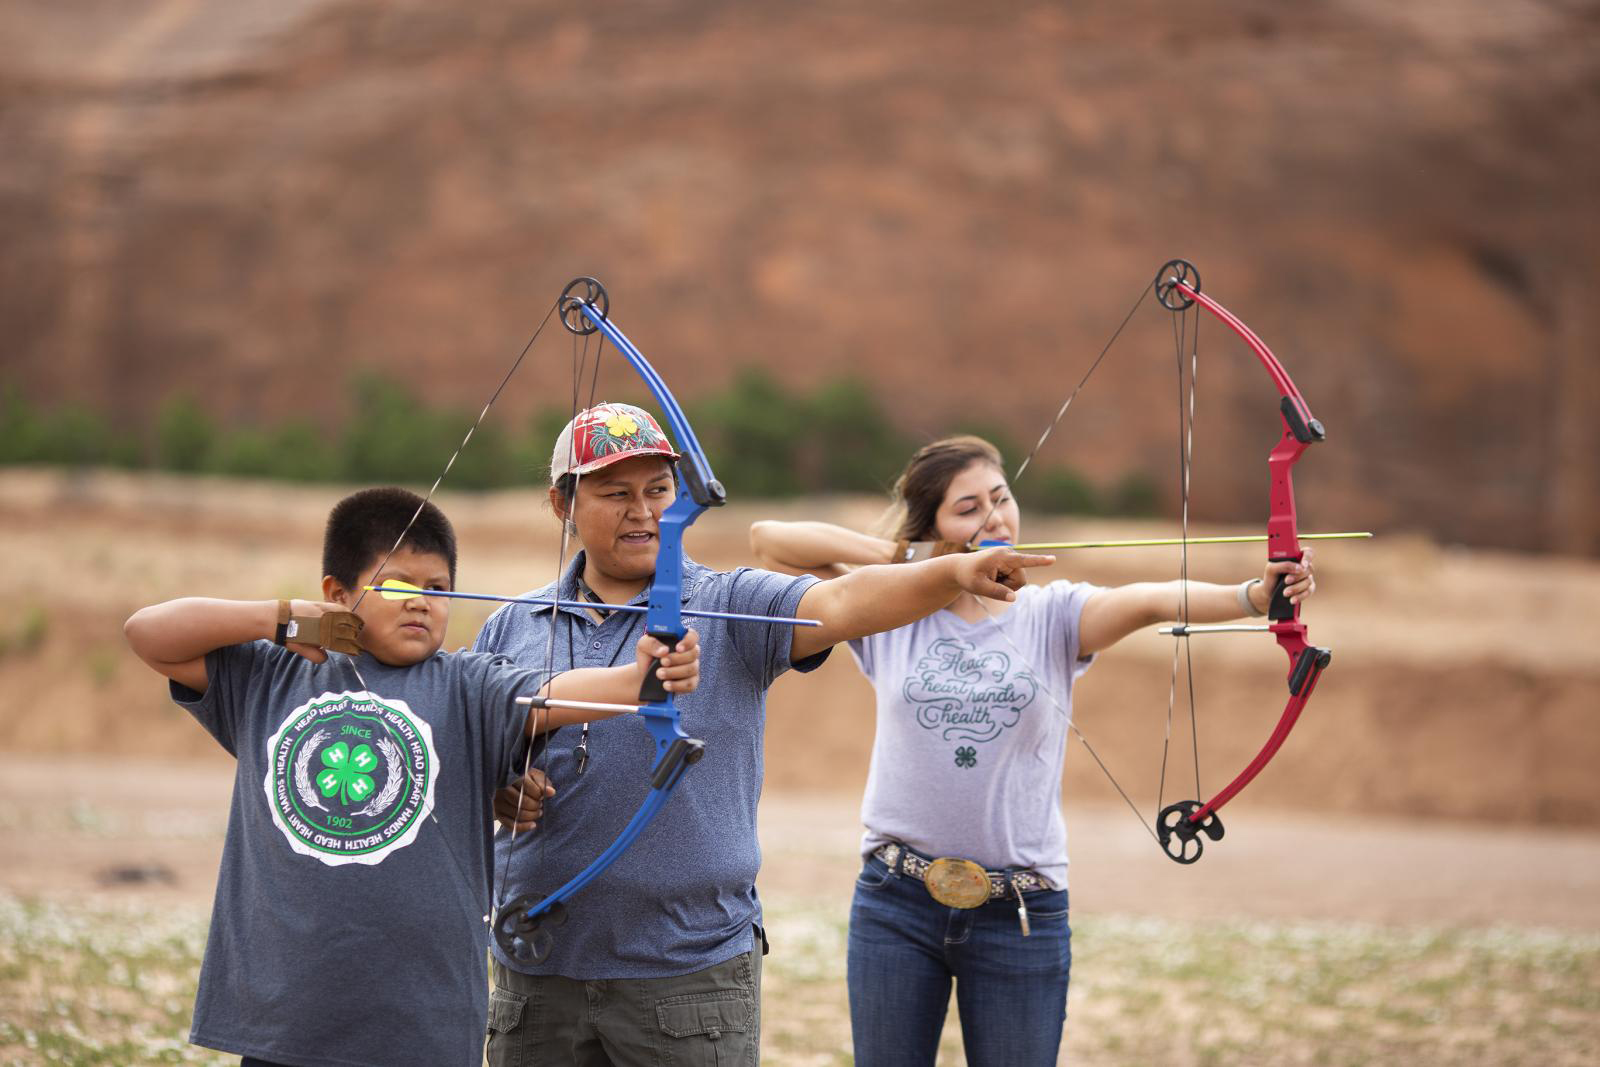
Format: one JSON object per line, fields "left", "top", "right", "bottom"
{"left": 0, "top": 373, "right": 1154, "bottom": 515}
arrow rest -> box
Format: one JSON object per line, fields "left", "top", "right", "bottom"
{"left": 493, "top": 893, "right": 568, "bottom": 964}
{"left": 1156, "top": 800, "right": 1225, "bottom": 865}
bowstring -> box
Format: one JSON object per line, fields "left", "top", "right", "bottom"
{"left": 973, "top": 606, "right": 1163, "bottom": 845}
{"left": 967, "top": 282, "right": 1154, "bottom": 536}
{"left": 962, "top": 278, "right": 1163, "bottom": 844}
{"left": 348, "top": 300, "right": 562, "bottom": 619}
{"left": 336, "top": 297, "right": 564, "bottom": 928}
{"left": 493, "top": 315, "right": 606, "bottom": 922}
{"left": 569, "top": 332, "right": 607, "bottom": 766}
{"left": 965, "top": 274, "right": 1213, "bottom": 846}
{"left": 1157, "top": 301, "right": 1203, "bottom": 817}
{"left": 1184, "top": 309, "right": 1203, "bottom": 801}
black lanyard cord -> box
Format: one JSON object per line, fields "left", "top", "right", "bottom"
{"left": 561, "top": 582, "right": 641, "bottom": 774}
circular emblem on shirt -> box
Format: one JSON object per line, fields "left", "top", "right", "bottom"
{"left": 263, "top": 690, "right": 438, "bottom": 866}
{"left": 904, "top": 637, "right": 1038, "bottom": 744}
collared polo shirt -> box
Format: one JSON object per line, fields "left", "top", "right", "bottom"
{"left": 474, "top": 552, "right": 825, "bottom": 978}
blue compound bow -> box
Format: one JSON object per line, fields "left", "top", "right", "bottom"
{"left": 489, "top": 277, "right": 737, "bottom": 962}
{"left": 331, "top": 276, "right": 806, "bottom": 964}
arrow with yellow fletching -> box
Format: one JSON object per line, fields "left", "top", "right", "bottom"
{"left": 895, "top": 531, "right": 1371, "bottom": 562}
{"left": 364, "top": 579, "right": 821, "bottom": 627}
{"left": 1006, "top": 531, "right": 1373, "bottom": 551}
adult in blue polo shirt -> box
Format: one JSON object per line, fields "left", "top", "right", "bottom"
{"left": 477, "top": 403, "right": 1049, "bottom": 1066}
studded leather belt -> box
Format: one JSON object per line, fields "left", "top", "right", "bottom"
{"left": 872, "top": 842, "right": 1053, "bottom": 903}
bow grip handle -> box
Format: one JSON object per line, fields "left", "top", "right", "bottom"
{"left": 638, "top": 627, "right": 684, "bottom": 705}
{"left": 1267, "top": 555, "right": 1301, "bottom": 622}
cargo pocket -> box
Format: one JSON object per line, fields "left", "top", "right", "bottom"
{"left": 485, "top": 987, "right": 528, "bottom": 1067}
{"left": 655, "top": 990, "right": 753, "bottom": 1067}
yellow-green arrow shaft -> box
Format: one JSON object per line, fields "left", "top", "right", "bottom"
{"left": 1010, "top": 531, "right": 1373, "bottom": 551}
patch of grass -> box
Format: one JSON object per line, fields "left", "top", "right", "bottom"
{"left": 0, "top": 894, "right": 225, "bottom": 1065}
{"left": 84, "top": 646, "right": 120, "bottom": 689}
{"left": 1064, "top": 916, "right": 1600, "bottom": 1066}
{"left": 758, "top": 901, "right": 1600, "bottom": 1066}
{"left": 0, "top": 605, "right": 48, "bottom": 659}
{"left": 5, "top": 893, "right": 1597, "bottom": 1065}
{"left": 66, "top": 801, "right": 116, "bottom": 836}
{"left": 758, "top": 900, "right": 857, "bottom": 1065}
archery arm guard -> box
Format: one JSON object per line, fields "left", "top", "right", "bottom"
{"left": 275, "top": 600, "right": 364, "bottom": 655}
{"left": 892, "top": 540, "right": 967, "bottom": 564}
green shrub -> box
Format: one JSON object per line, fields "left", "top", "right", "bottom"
{"left": 806, "top": 378, "right": 910, "bottom": 493}
{"left": 153, "top": 394, "right": 217, "bottom": 472}
{"left": 209, "top": 419, "right": 336, "bottom": 482}
{"left": 1029, "top": 467, "right": 1100, "bottom": 514}
{"left": 0, "top": 376, "right": 1161, "bottom": 516}
{"left": 338, "top": 374, "right": 516, "bottom": 489}
{"left": 688, "top": 369, "right": 808, "bottom": 497}
{"left": 0, "top": 384, "right": 140, "bottom": 467}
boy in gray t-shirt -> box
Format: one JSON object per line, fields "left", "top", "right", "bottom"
{"left": 123, "top": 487, "right": 699, "bottom": 1067}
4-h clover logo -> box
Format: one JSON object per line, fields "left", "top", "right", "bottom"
{"left": 954, "top": 746, "right": 978, "bottom": 769}
{"left": 316, "top": 742, "right": 378, "bottom": 805}
{"left": 267, "top": 696, "right": 437, "bottom": 866}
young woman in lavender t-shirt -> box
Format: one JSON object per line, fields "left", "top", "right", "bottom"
{"left": 751, "top": 435, "right": 1317, "bottom": 1067}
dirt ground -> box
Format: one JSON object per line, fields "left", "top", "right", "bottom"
{"left": 2, "top": 467, "right": 1599, "bottom": 931}
{"left": 6, "top": 753, "right": 1600, "bottom": 935}
{"left": 7, "top": 752, "right": 1599, "bottom": 1067}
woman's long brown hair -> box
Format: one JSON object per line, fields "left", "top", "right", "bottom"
{"left": 879, "top": 435, "right": 1005, "bottom": 543}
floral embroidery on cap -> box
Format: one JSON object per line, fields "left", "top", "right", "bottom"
{"left": 584, "top": 404, "right": 667, "bottom": 459}
{"left": 551, "top": 402, "right": 679, "bottom": 483}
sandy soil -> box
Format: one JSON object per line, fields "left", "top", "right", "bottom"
{"left": 5, "top": 753, "right": 1600, "bottom": 935}
{"left": 3, "top": 468, "right": 1598, "bottom": 826}
{"left": 2, "top": 468, "right": 1599, "bottom": 937}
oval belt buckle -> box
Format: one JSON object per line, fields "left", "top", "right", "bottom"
{"left": 925, "top": 857, "right": 991, "bottom": 909}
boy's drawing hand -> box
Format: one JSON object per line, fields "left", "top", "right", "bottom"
{"left": 637, "top": 628, "right": 700, "bottom": 695}
{"left": 953, "top": 547, "right": 1056, "bottom": 601}
{"left": 494, "top": 767, "right": 555, "bottom": 833}
{"left": 282, "top": 599, "right": 354, "bottom": 664}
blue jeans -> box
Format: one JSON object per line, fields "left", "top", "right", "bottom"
{"left": 847, "top": 853, "right": 1071, "bottom": 1067}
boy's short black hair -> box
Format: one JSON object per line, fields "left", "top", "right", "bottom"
{"left": 323, "top": 487, "right": 457, "bottom": 591}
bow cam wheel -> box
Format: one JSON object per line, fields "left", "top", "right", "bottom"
{"left": 560, "top": 277, "right": 610, "bottom": 335}
{"left": 1155, "top": 259, "right": 1201, "bottom": 311}
{"left": 1156, "top": 799, "right": 1224, "bottom": 865}
{"left": 493, "top": 894, "right": 567, "bottom": 963}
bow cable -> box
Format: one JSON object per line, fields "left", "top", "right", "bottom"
{"left": 334, "top": 297, "right": 565, "bottom": 927}
{"left": 491, "top": 316, "right": 608, "bottom": 947}
{"left": 960, "top": 269, "right": 1216, "bottom": 852}
{"left": 961, "top": 276, "right": 1172, "bottom": 846}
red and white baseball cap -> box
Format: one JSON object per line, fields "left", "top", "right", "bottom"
{"left": 549, "top": 403, "right": 680, "bottom": 484}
